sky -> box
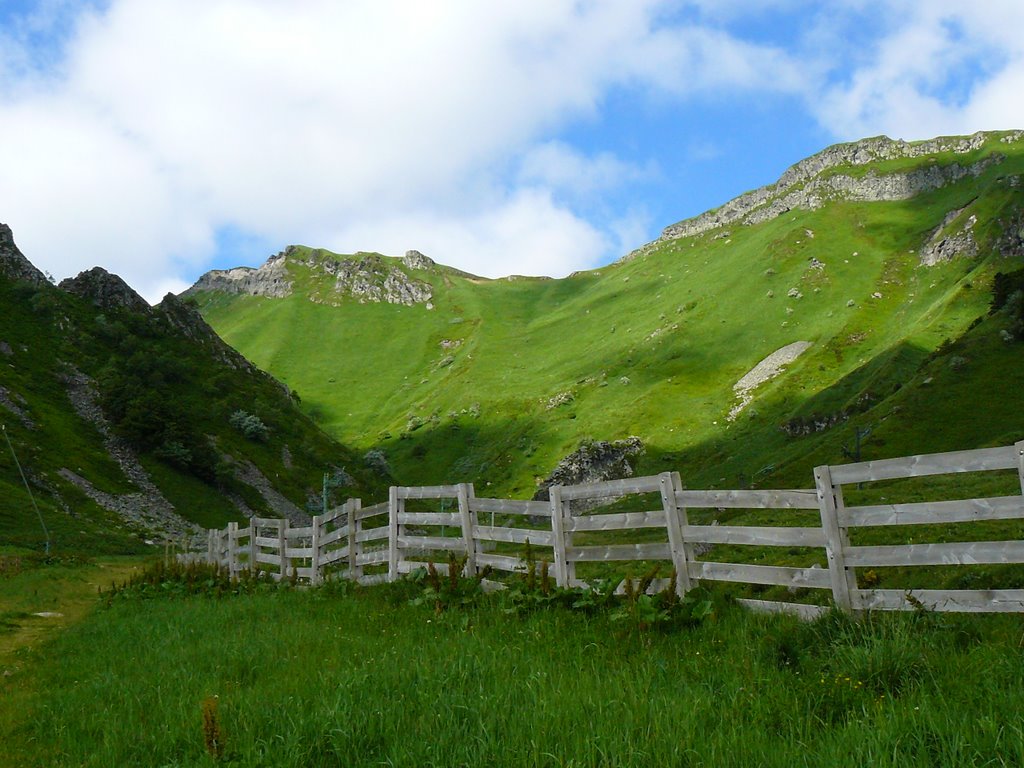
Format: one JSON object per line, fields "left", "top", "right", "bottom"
{"left": 1, "top": 0, "right": 1023, "bottom": 303}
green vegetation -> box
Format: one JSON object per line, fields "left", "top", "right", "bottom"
{"left": 3, "top": 561, "right": 1024, "bottom": 766}
{"left": 0, "top": 275, "right": 381, "bottom": 556}
{"left": 194, "top": 134, "right": 1024, "bottom": 499}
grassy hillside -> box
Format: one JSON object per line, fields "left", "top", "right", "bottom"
{"left": 193, "top": 132, "right": 1024, "bottom": 497}
{"left": 0, "top": 255, "right": 383, "bottom": 555}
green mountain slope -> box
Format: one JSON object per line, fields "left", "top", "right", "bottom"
{"left": 189, "top": 131, "right": 1024, "bottom": 496}
{"left": 0, "top": 228, "right": 382, "bottom": 554}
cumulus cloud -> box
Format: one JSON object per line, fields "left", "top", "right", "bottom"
{"left": 0, "top": 0, "right": 818, "bottom": 302}
{"left": 4, "top": 0, "right": 1021, "bottom": 304}
{"left": 813, "top": 1, "right": 1024, "bottom": 140}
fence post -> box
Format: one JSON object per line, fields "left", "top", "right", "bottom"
{"left": 388, "top": 486, "right": 400, "bottom": 582}
{"left": 1016, "top": 440, "right": 1024, "bottom": 495}
{"left": 227, "top": 521, "right": 238, "bottom": 577}
{"left": 814, "top": 464, "right": 857, "bottom": 612}
{"left": 347, "top": 499, "right": 362, "bottom": 582}
{"left": 248, "top": 518, "right": 257, "bottom": 575}
{"left": 457, "top": 483, "right": 477, "bottom": 576}
{"left": 206, "top": 528, "right": 216, "bottom": 565}
{"left": 278, "top": 518, "right": 289, "bottom": 581}
{"left": 310, "top": 514, "right": 322, "bottom": 586}
{"left": 548, "top": 486, "right": 569, "bottom": 588}
{"left": 660, "top": 472, "right": 692, "bottom": 596}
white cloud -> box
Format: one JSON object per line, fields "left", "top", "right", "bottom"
{"left": 517, "top": 142, "right": 655, "bottom": 201}
{"left": 813, "top": 1, "right": 1024, "bottom": 140}
{"left": 0, "top": 0, "right": 822, "bottom": 300}
{"left": 319, "top": 188, "right": 612, "bottom": 280}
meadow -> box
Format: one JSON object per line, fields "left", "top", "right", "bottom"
{"left": 2, "top": 559, "right": 1024, "bottom": 767}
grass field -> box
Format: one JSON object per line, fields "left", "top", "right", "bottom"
{"left": 3, "top": 561, "right": 1024, "bottom": 767}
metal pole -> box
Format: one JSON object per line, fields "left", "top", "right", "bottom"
{"left": 2, "top": 424, "right": 50, "bottom": 554}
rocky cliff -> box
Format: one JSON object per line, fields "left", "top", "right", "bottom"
{"left": 625, "top": 130, "right": 1024, "bottom": 256}
{"left": 185, "top": 246, "right": 435, "bottom": 306}
{"left": 0, "top": 223, "right": 48, "bottom": 286}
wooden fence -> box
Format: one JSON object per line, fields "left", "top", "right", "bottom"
{"left": 193, "top": 441, "right": 1024, "bottom": 616}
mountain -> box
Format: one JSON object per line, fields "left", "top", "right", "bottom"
{"left": 182, "top": 130, "right": 1022, "bottom": 498}
{"left": 0, "top": 226, "right": 383, "bottom": 554}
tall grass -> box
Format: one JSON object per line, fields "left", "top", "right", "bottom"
{"left": 7, "top": 574, "right": 1024, "bottom": 767}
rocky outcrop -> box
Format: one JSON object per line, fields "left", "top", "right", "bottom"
{"left": 623, "top": 132, "right": 1015, "bottom": 256}
{"left": 402, "top": 249, "right": 436, "bottom": 271}
{"left": 533, "top": 437, "right": 644, "bottom": 502}
{"left": 59, "top": 267, "right": 151, "bottom": 313}
{"left": 312, "top": 251, "right": 432, "bottom": 306}
{"left": 184, "top": 249, "right": 293, "bottom": 298}
{"left": 0, "top": 223, "right": 48, "bottom": 286}
{"left": 185, "top": 246, "right": 434, "bottom": 306}
{"left": 919, "top": 207, "right": 978, "bottom": 266}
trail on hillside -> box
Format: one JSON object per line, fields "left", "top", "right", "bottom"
{"left": 0, "top": 558, "right": 142, "bottom": 662}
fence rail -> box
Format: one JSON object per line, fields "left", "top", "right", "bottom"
{"left": 188, "top": 440, "right": 1024, "bottom": 616}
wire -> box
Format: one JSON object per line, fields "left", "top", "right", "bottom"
{"left": 3, "top": 423, "right": 51, "bottom": 554}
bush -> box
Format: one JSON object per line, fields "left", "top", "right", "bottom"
{"left": 229, "top": 409, "right": 269, "bottom": 441}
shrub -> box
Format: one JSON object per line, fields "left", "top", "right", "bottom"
{"left": 229, "top": 409, "right": 269, "bottom": 441}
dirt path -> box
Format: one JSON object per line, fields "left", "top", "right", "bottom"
{"left": 0, "top": 557, "right": 145, "bottom": 767}
{"left": 0, "top": 557, "right": 143, "bottom": 663}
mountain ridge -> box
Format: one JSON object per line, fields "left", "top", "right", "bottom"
{"left": 185, "top": 130, "right": 1024, "bottom": 499}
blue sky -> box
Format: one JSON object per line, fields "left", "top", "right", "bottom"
{"left": 1, "top": 1, "right": 1023, "bottom": 302}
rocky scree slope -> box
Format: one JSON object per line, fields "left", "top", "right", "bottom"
{"left": 0, "top": 227, "right": 379, "bottom": 554}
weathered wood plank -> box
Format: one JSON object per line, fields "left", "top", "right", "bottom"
{"left": 318, "top": 547, "right": 351, "bottom": 566}
{"left": 814, "top": 464, "right": 856, "bottom": 610}
{"left": 856, "top": 588, "right": 1024, "bottom": 613}
{"left": 567, "top": 510, "right": 667, "bottom": 532}
{"left": 829, "top": 445, "right": 1017, "bottom": 485}
{"left": 474, "top": 526, "right": 553, "bottom": 546}
{"left": 846, "top": 540, "right": 1024, "bottom": 567}
{"left": 558, "top": 475, "right": 663, "bottom": 501}
{"left": 358, "top": 573, "right": 389, "bottom": 586}
{"left": 470, "top": 497, "right": 552, "bottom": 516}
{"left": 356, "top": 550, "right": 389, "bottom": 567}
{"left": 254, "top": 551, "right": 279, "bottom": 566}
{"left": 396, "top": 485, "right": 461, "bottom": 499}
{"left": 567, "top": 542, "right": 671, "bottom": 562}
{"left": 1016, "top": 440, "right": 1024, "bottom": 495}
{"left": 661, "top": 472, "right": 692, "bottom": 594}
{"left": 675, "top": 489, "right": 820, "bottom": 510}
{"left": 475, "top": 553, "right": 527, "bottom": 572}
{"left": 284, "top": 527, "right": 313, "bottom": 540}
{"left": 226, "top": 522, "right": 238, "bottom": 577}
{"left": 348, "top": 498, "right": 362, "bottom": 581}
{"left": 688, "top": 560, "right": 832, "bottom": 589}
{"left": 284, "top": 547, "right": 313, "bottom": 559}
{"left": 319, "top": 525, "right": 350, "bottom": 547}
{"left": 841, "top": 496, "right": 1024, "bottom": 527}
{"left": 396, "top": 512, "right": 461, "bottom": 526}
{"left": 736, "top": 599, "right": 830, "bottom": 620}
{"left": 356, "top": 502, "right": 390, "bottom": 521}
{"left": 249, "top": 516, "right": 284, "bottom": 528}
{"left": 254, "top": 536, "right": 279, "bottom": 549}
{"left": 680, "top": 524, "right": 827, "bottom": 548}
{"left": 396, "top": 535, "right": 466, "bottom": 552}
{"left": 388, "top": 487, "right": 399, "bottom": 583}
{"left": 549, "top": 486, "right": 569, "bottom": 588}
{"left": 458, "top": 483, "right": 478, "bottom": 576}
{"left": 356, "top": 527, "right": 389, "bottom": 544}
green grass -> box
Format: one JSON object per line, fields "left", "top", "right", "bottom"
{"left": 4, "top": 573, "right": 1024, "bottom": 767}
